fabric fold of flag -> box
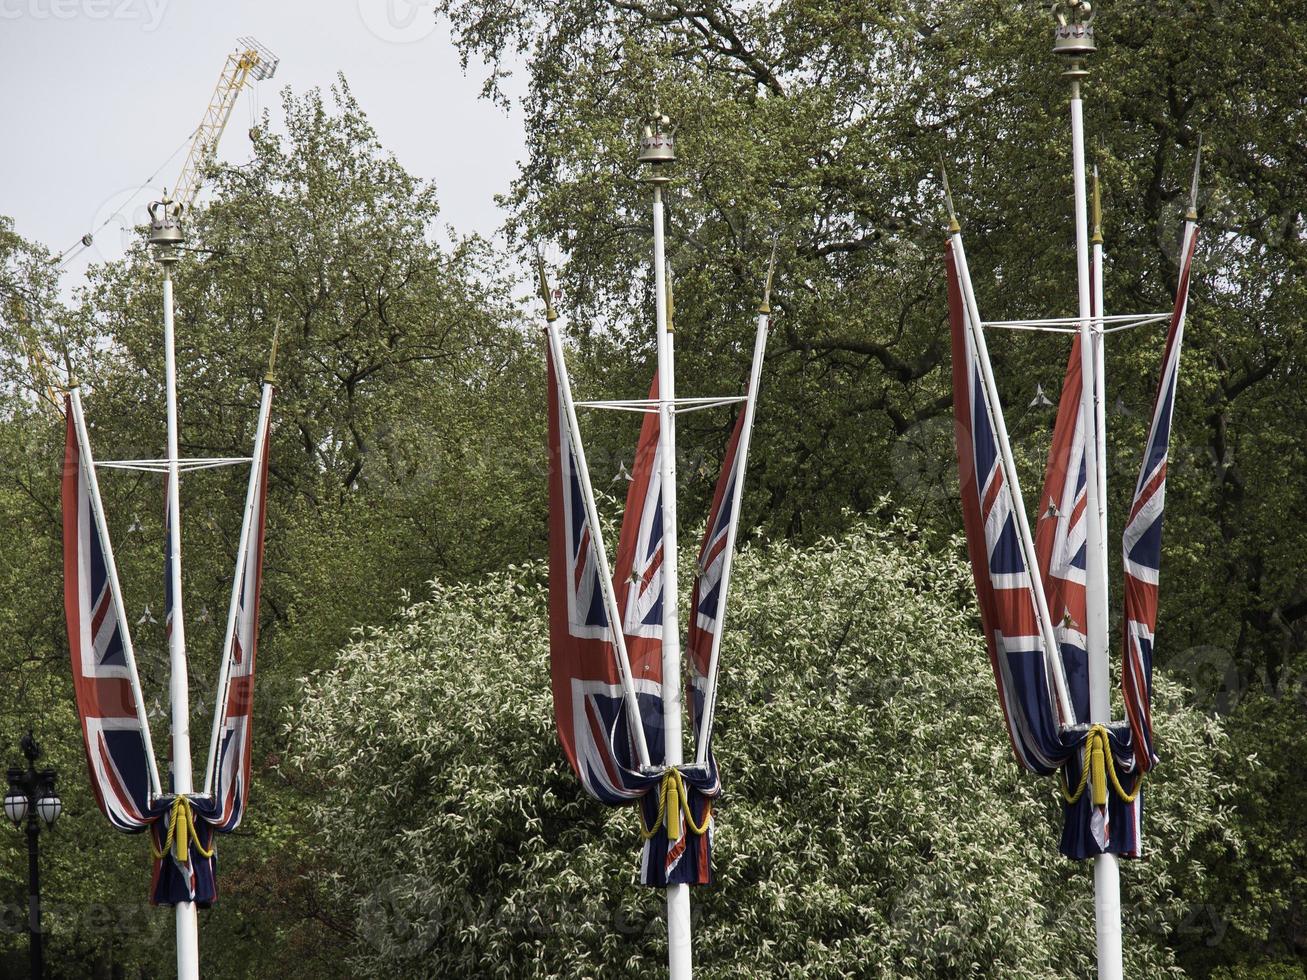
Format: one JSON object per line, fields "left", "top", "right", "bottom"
{"left": 1121, "top": 223, "right": 1198, "bottom": 774}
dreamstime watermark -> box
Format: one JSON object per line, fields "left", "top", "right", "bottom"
{"left": 356, "top": 0, "right": 438, "bottom": 43}
{"left": 0, "top": 0, "right": 168, "bottom": 30}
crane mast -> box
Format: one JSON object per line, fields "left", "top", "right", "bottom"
{"left": 172, "top": 36, "right": 279, "bottom": 212}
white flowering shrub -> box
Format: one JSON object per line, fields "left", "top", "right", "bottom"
{"left": 285, "top": 520, "right": 1234, "bottom": 978}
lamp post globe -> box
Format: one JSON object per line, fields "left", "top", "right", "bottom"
{"left": 8, "top": 733, "right": 57, "bottom": 978}
{"left": 4, "top": 788, "right": 27, "bottom": 826}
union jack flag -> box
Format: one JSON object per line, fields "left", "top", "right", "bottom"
{"left": 687, "top": 377, "right": 752, "bottom": 754}
{"left": 613, "top": 374, "right": 666, "bottom": 667}
{"left": 1033, "top": 318, "right": 1091, "bottom": 724}
{"left": 546, "top": 343, "right": 722, "bottom": 886}
{"left": 204, "top": 384, "right": 273, "bottom": 832}
{"left": 547, "top": 348, "right": 657, "bottom": 806}
{"left": 62, "top": 395, "right": 155, "bottom": 833}
{"left": 1122, "top": 223, "right": 1198, "bottom": 772}
{"left": 64, "top": 381, "right": 275, "bottom": 907}
{"left": 947, "top": 242, "right": 1069, "bottom": 778}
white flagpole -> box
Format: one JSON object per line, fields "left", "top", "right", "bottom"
{"left": 538, "top": 273, "right": 653, "bottom": 770}
{"left": 1092, "top": 169, "right": 1108, "bottom": 557}
{"left": 650, "top": 167, "right": 693, "bottom": 980}
{"left": 203, "top": 376, "right": 274, "bottom": 795}
{"left": 1053, "top": 5, "right": 1123, "bottom": 973}
{"left": 694, "top": 253, "right": 774, "bottom": 765}
{"left": 144, "top": 196, "right": 201, "bottom": 980}
{"left": 68, "top": 388, "right": 163, "bottom": 797}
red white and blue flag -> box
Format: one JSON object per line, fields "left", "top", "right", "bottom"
{"left": 547, "top": 347, "right": 654, "bottom": 806}
{"left": 1034, "top": 323, "right": 1091, "bottom": 724}
{"left": 204, "top": 386, "right": 273, "bottom": 832}
{"left": 64, "top": 382, "right": 274, "bottom": 907}
{"left": 948, "top": 242, "right": 1071, "bottom": 778}
{"left": 1122, "top": 223, "right": 1198, "bottom": 773}
{"left": 687, "top": 377, "right": 753, "bottom": 754}
{"left": 612, "top": 374, "right": 666, "bottom": 693}
{"left": 547, "top": 343, "right": 722, "bottom": 886}
{"left": 63, "top": 396, "right": 156, "bottom": 833}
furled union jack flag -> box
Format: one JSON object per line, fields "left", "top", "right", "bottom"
{"left": 63, "top": 396, "right": 156, "bottom": 834}
{"left": 546, "top": 346, "right": 722, "bottom": 887}
{"left": 947, "top": 242, "right": 1072, "bottom": 778}
{"left": 203, "top": 386, "right": 274, "bottom": 834}
{"left": 1123, "top": 222, "right": 1198, "bottom": 773}
{"left": 949, "top": 192, "right": 1199, "bottom": 860}
{"left": 547, "top": 348, "right": 659, "bottom": 806}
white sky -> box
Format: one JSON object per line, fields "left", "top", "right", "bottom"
{"left": 0, "top": 0, "right": 525, "bottom": 290}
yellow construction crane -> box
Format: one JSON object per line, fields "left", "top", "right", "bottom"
{"left": 171, "top": 36, "right": 279, "bottom": 212}
{"left": 5, "top": 295, "right": 65, "bottom": 415}
{"left": 16, "top": 38, "right": 280, "bottom": 417}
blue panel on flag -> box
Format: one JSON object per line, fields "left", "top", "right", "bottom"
{"left": 989, "top": 513, "right": 1026, "bottom": 575}
{"left": 971, "top": 367, "right": 998, "bottom": 486}
{"left": 1127, "top": 517, "right": 1163, "bottom": 570}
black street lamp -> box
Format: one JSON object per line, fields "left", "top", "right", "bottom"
{"left": 5, "top": 732, "right": 61, "bottom": 979}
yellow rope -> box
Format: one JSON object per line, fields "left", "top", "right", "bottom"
{"left": 637, "top": 769, "right": 713, "bottom": 840}
{"left": 149, "top": 795, "right": 215, "bottom": 861}
{"left": 1059, "top": 725, "right": 1143, "bottom": 805}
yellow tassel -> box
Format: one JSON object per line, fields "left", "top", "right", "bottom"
{"left": 665, "top": 773, "right": 682, "bottom": 839}
{"left": 636, "top": 769, "right": 714, "bottom": 840}
{"left": 149, "top": 796, "right": 215, "bottom": 861}
{"left": 1088, "top": 731, "right": 1109, "bottom": 807}
{"left": 1059, "top": 725, "right": 1143, "bottom": 806}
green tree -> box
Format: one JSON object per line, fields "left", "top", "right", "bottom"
{"left": 430, "top": 2, "right": 1307, "bottom": 970}
{"left": 288, "top": 521, "right": 1233, "bottom": 978}
{"left": 0, "top": 79, "right": 545, "bottom": 976}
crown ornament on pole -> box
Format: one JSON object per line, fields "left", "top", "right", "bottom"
{"left": 1052, "top": 0, "right": 1096, "bottom": 79}
{"left": 637, "top": 112, "right": 675, "bottom": 183}
{"left": 147, "top": 196, "right": 186, "bottom": 264}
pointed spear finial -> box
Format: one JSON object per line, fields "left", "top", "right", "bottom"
{"left": 759, "top": 234, "right": 779, "bottom": 314}
{"left": 264, "top": 323, "right": 280, "bottom": 384}
{"left": 939, "top": 155, "right": 960, "bottom": 234}
{"left": 665, "top": 261, "right": 675, "bottom": 335}
{"left": 62, "top": 349, "right": 77, "bottom": 393}
{"left": 1186, "top": 135, "right": 1203, "bottom": 222}
{"left": 534, "top": 252, "right": 560, "bottom": 323}
{"left": 1091, "top": 164, "right": 1104, "bottom": 245}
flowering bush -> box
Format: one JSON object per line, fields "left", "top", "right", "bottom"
{"left": 286, "top": 521, "right": 1233, "bottom": 978}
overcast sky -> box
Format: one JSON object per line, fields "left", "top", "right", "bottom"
{"left": 0, "top": 0, "right": 525, "bottom": 290}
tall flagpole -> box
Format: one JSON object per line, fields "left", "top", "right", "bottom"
{"left": 1054, "top": 6, "right": 1122, "bottom": 977}
{"left": 638, "top": 113, "right": 693, "bottom": 980}
{"left": 149, "top": 197, "right": 201, "bottom": 980}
